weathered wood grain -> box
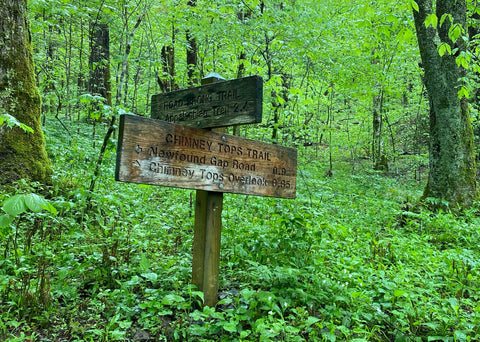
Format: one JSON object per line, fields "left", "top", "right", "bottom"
{"left": 191, "top": 74, "right": 225, "bottom": 308}
{"left": 115, "top": 114, "right": 296, "bottom": 199}
{"left": 151, "top": 75, "right": 263, "bottom": 128}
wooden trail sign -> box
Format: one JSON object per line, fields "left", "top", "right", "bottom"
{"left": 151, "top": 75, "right": 263, "bottom": 129}
{"left": 116, "top": 74, "right": 297, "bottom": 307}
{"left": 115, "top": 114, "right": 297, "bottom": 199}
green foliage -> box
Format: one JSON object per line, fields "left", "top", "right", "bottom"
{"left": 26, "top": 0, "right": 425, "bottom": 166}
{"left": 1, "top": 193, "right": 56, "bottom": 217}
{"left": 0, "top": 192, "right": 57, "bottom": 239}
{"left": 0, "top": 114, "right": 34, "bottom": 133}
{"left": 2, "top": 118, "right": 479, "bottom": 341}
{"left": 1, "top": 0, "right": 478, "bottom": 340}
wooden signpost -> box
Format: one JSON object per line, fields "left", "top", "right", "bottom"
{"left": 116, "top": 74, "right": 297, "bottom": 307}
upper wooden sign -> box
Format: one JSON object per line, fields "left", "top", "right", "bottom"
{"left": 115, "top": 114, "right": 296, "bottom": 199}
{"left": 151, "top": 75, "right": 263, "bottom": 129}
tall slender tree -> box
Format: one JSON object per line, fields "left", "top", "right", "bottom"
{"left": 160, "top": 23, "right": 176, "bottom": 93}
{"left": 89, "top": 21, "right": 112, "bottom": 106}
{"left": 186, "top": 0, "right": 198, "bottom": 86}
{"left": 116, "top": 11, "right": 146, "bottom": 106}
{"left": 413, "top": 0, "right": 478, "bottom": 208}
{"left": 0, "top": 0, "right": 51, "bottom": 185}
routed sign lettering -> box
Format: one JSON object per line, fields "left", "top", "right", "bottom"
{"left": 115, "top": 114, "right": 296, "bottom": 199}
{"left": 151, "top": 75, "right": 263, "bottom": 129}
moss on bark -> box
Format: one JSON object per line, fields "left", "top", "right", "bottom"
{"left": 0, "top": 0, "right": 52, "bottom": 185}
{"left": 413, "top": 0, "right": 478, "bottom": 209}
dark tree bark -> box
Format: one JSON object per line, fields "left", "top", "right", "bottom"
{"left": 271, "top": 74, "right": 291, "bottom": 142}
{"left": 186, "top": 31, "right": 198, "bottom": 86}
{"left": 186, "top": 0, "right": 198, "bottom": 86}
{"left": 89, "top": 22, "right": 112, "bottom": 106}
{"left": 77, "top": 19, "right": 86, "bottom": 97}
{"left": 41, "top": 16, "right": 57, "bottom": 118}
{"left": 158, "top": 17, "right": 177, "bottom": 93}
{"left": 372, "top": 92, "right": 388, "bottom": 171}
{"left": 0, "top": 0, "right": 52, "bottom": 185}
{"left": 413, "top": 0, "right": 478, "bottom": 208}
{"left": 233, "top": 6, "right": 251, "bottom": 136}
{"left": 160, "top": 44, "right": 176, "bottom": 93}
{"left": 235, "top": 5, "right": 249, "bottom": 79}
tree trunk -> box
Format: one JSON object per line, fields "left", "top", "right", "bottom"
{"left": 77, "top": 19, "right": 86, "bottom": 101}
{"left": 159, "top": 18, "right": 176, "bottom": 93}
{"left": 42, "top": 14, "right": 56, "bottom": 118}
{"left": 116, "top": 12, "right": 145, "bottom": 106}
{"left": 0, "top": 0, "right": 52, "bottom": 185}
{"left": 271, "top": 74, "right": 291, "bottom": 143}
{"left": 186, "top": 0, "right": 198, "bottom": 87}
{"left": 413, "top": 0, "right": 477, "bottom": 208}
{"left": 89, "top": 22, "right": 112, "bottom": 106}
{"left": 372, "top": 92, "right": 388, "bottom": 171}
{"left": 186, "top": 31, "right": 198, "bottom": 86}
{"left": 160, "top": 44, "right": 176, "bottom": 93}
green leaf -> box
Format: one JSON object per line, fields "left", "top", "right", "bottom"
{"left": 456, "top": 53, "right": 469, "bottom": 69}
{"left": 439, "top": 13, "right": 452, "bottom": 27}
{"left": 2, "top": 193, "right": 56, "bottom": 217}
{"left": 410, "top": 0, "right": 419, "bottom": 12}
{"left": 223, "top": 320, "right": 238, "bottom": 333}
{"left": 2, "top": 195, "right": 27, "bottom": 216}
{"left": 438, "top": 43, "right": 451, "bottom": 56}
{"left": 457, "top": 85, "right": 470, "bottom": 99}
{"left": 454, "top": 330, "right": 467, "bottom": 341}
{"left": 139, "top": 253, "right": 151, "bottom": 271}
{"left": 397, "top": 28, "right": 414, "bottom": 44}
{"left": 117, "top": 320, "right": 132, "bottom": 329}
{"left": 44, "top": 202, "right": 57, "bottom": 215}
{"left": 425, "top": 13, "right": 438, "bottom": 29}
{"left": 141, "top": 272, "right": 158, "bottom": 282}
{"left": 0, "top": 114, "right": 11, "bottom": 127}
{"left": 0, "top": 114, "right": 34, "bottom": 133}
{"left": 191, "top": 291, "right": 204, "bottom": 302}
{"left": 24, "top": 193, "right": 48, "bottom": 213}
{"left": 305, "top": 316, "right": 321, "bottom": 326}
{"left": 448, "top": 23, "right": 463, "bottom": 43}
{"left": 350, "top": 291, "right": 363, "bottom": 298}
{"left": 0, "top": 214, "right": 14, "bottom": 229}
{"left": 162, "top": 294, "right": 185, "bottom": 305}
{"left": 24, "top": 193, "right": 56, "bottom": 215}
{"left": 423, "top": 322, "right": 440, "bottom": 330}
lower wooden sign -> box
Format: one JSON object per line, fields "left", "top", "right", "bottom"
{"left": 115, "top": 114, "right": 297, "bottom": 199}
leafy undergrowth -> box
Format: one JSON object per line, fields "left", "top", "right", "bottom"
{"left": 1, "top": 120, "right": 479, "bottom": 341}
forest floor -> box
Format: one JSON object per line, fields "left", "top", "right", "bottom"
{"left": 1, "top": 119, "right": 479, "bottom": 341}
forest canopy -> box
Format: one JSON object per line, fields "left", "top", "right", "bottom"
{"left": 29, "top": 0, "right": 425, "bottom": 165}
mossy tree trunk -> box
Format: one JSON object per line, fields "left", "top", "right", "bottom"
{"left": 0, "top": 0, "right": 52, "bottom": 185}
{"left": 413, "top": 0, "right": 478, "bottom": 208}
